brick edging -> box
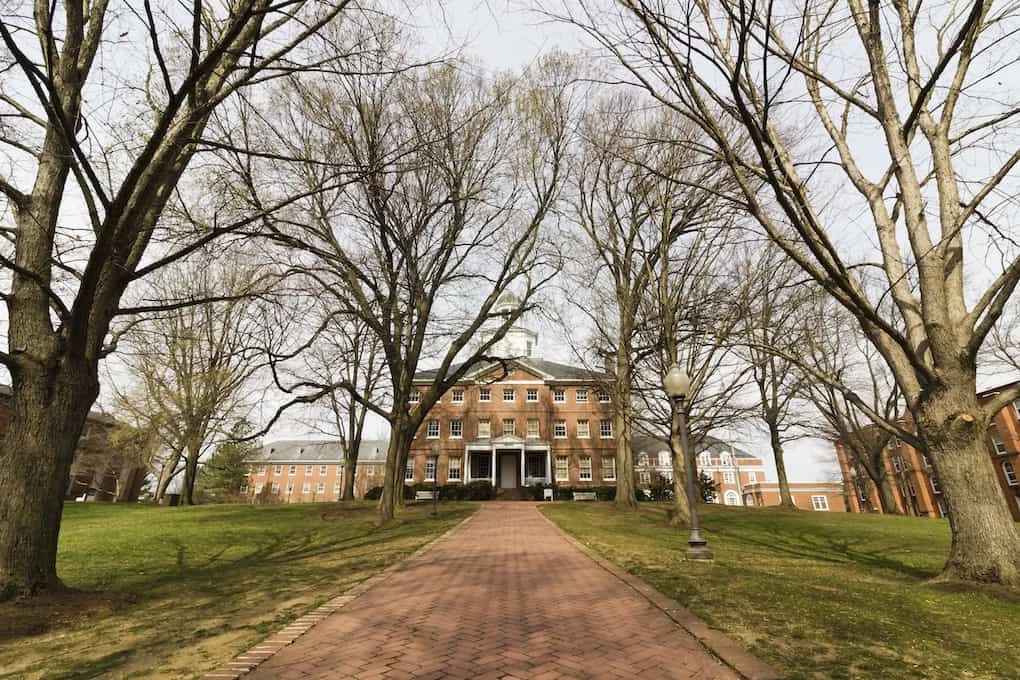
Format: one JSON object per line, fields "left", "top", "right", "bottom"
{"left": 535, "top": 505, "right": 783, "bottom": 680}
{"left": 200, "top": 510, "right": 478, "bottom": 679}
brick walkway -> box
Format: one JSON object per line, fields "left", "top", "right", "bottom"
{"left": 245, "top": 503, "right": 740, "bottom": 680}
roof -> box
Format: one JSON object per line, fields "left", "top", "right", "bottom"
{"left": 250, "top": 438, "right": 389, "bottom": 464}
{"left": 413, "top": 357, "right": 611, "bottom": 383}
{"left": 630, "top": 433, "right": 758, "bottom": 460}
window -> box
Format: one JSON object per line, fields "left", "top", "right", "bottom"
{"left": 303, "top": 482, "right": 311, "bottom": 493}
{"left": 471, "top": 455, "right": 492, "bottom": 480}
{"left": 576, "top": 388, "right": 588, "bottom": 403}
{"left": 449, "top": 457, "right": 462, "bottom": 481}
{"left": 723, "top": 471, "right": 735, "bottom": 484}
{"left": 1004, "top": 461, "right": 1018, "bottom": 486}
{"left": 257, "top": 466, "right": 266, "bottom": 476}
{"left": 527, "top": 418, "right": 539, "bottom": 439}
{"left": 317, "top": 482, "right": 325, "bottom": 494}
{"left": 409, "top": 390, "right": 420, "bottom": 404}
{"left": 526, "top": 453, "right": 546, "bottom": 478}
{"left": 526, "top": 388, "right": 538, "bottom": 402}
{"left": 640, "top": 471, "right": 651, "bottom": 484}
{"left": 255, "top": 483, "right": 263, "bottom": 494}
{"left": 320, "top": 465, "right": 327, "bottom": 476}
{"left": 811, "top": 495, "right": 830, "bottom": 511}
{"left": 450, "top": 419, "right": 463, "bottom": 439}
{"left": 576, "top": 419, "right": 590, "bottom": 439}
{"left": 305, "top": 465, "right": 314, "bottom": 474}
{"left": 991, "top": 430, "right": 1009, "bottom": 455}
{"left": 602, "top": 457, "right": 616, "bottom": 481}
{"left": 600, "top": 419, "right": 613, "bottom": 438}
{"left": 503, "top": 388, "right": 515, "bottom": 402}
{"left": 334, "top": 481, "right": 342, "bottom": 494}
{"left": 724, "top": 490, "right": 740, "bottom": 506}
{"left": 579, "top": 457, "right": 592, "bottom": 481}
{"left": 427, "top": 420, "right": 440, "bottom": 439}
{"left": 638, "top": 453, "right": 649, "bottom": 466}
{"left": 598, "top": 390, "right": 610, "bottom": 403}
{"left": 526, "top": 340, "right": 533, "bottom": 356}
{"left": 478, "top": 419, "right": 491, "bottom": 439}
{"left": 892, "top": 456, "right": 903, "bottom": 472}
{"left": 554, "top": 420, "right": 566, "bottom": 438}
{"left": 272, "top": 482, "right": 280, "bottom": 493}
{"left": 479, "top": 387, "right": 491, "bottom": 402}
{"left": 658, "top": 451, "right": 670, "bottom": 467}
{"left": 748, "top": 471, "right": 757, "bottom": 483}
{"left": 555, "top": 456, "right": 569, "bottom": 481}
{"left": 554, "top": 388, "right": 565, "bottom": 403}
{"left": 240, "top": 483, "right": 248, "bottom": 494}
{"left": 425, "top": 456, "right": 437, "bottom": 482}
{"left": 921, "top": 455, "right": 933, "bottom": 470}
{"left": 452, "top": 388, "right": 464, "bottom": 404}
{"left": 502, "top": 418, "right": 516, "bottom": 436}
{"left": 930, "top": 476, "right": 941, "bottom": 494}
{"left": 907, "top": 479, "right": 917, "bottom": 496}
{"left": 274, "top": 465, "right": 283, "bottom": 475}
{"left": 289, "top": 465, "right": 297, "bottom": 476}
{"left": 405, "top": 459, "right": 415, "bottom": 482}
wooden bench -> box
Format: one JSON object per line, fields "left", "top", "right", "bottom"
{"left": 414, "top": 490, "right": 436, "bottom": 502}
{"left": 572, "top": 491, "right": 598, "bottom": 501}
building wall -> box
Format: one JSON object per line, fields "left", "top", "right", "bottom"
{"left": 408, "top": 367, "right": 617, "bottom": 486}
{"left": 835, "top": 393, "right": 1020, "bottom": 520}
{"left": 246, "top": 461, "right": 385, "bottom": 502}
{"left": 742, "top": 483, "right": 847, "bottom": 512}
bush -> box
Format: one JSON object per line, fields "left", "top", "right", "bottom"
{"left": 552, "top": 485, "right": 617, "bottom": 501}
{"left": 365, "top": 486, "right": 383, "bottom": 500}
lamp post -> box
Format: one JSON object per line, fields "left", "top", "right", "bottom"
{"left": 663, "top": 364, "right": 713, "bottom": 561}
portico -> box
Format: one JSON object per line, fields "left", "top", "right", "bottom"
{"left": 464, "top": 435, "right": 551, "bottom": 488}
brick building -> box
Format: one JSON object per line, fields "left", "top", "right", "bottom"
{"left": 0, "top": 385, "right": 145, "bottom": 502}
{"left": 405, "top": 295, "right": 616, "bottom": 494}
{"left": 741, "top": 482, "right": 847, "bottom": 511}
{"left": 244, "top": 439, "right": 389, "bottom": 501}
{"left": 835, "top": 381, "right": 1020, "bottom": 520}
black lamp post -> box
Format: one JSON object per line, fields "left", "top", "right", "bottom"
{"left": 663, "top": 364, "right": 713, "bottom": 561}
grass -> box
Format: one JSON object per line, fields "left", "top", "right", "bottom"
{"left": 541, "top": 503, "right": 1020, "bottom": 680}
{"left": 0, "top": 501, "right": 474, "bottom": 680}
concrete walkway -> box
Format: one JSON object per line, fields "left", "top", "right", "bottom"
{"left": 245, "top": 503, "right": 740, "bottom": 680}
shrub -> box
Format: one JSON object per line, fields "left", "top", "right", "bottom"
{"left": 365, "top": 486, "right": 383, "bottom": 500}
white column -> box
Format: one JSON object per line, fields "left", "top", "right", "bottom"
{"left": 491, "top": 446, "right": 496, "bottom": 487}
{"left": 545, "top": 449, "right": 552, "bottom": 484}
{"left": 520, "top": 447, "right": 526, "bottom": 485}
{"left": 465, "top": 451, "right": 472, "bottom": 482}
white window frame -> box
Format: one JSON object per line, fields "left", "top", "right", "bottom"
{"left": 503, "top": 388, "right": 515, "bottom": 403}
{"left": 748, "top": 471, "right": 757, "bottom": 482}
{"left": 639, "top": 470, "right": 650, "bottom": 484}
{"left": 333, "top": 481, "right": 341, "bottom": 494}
{"left": 409, "top": 390, "right": 420, "bottom": 404}
{"left": 723, "top": 470, "right": 735, "bottom": 484}
{"left": 553, "top": 420, "right": 566, "bottom": 439}
{"left": 554, "top": 388, "right": 565, "bottom": 403}
{"left": 576, "top": 419, "right": 590, "bottom": 439}
{"left": 479, "top": 387, "right": 491, "bottom": 402}
{"left": 576, "top": 388, "right": 588, "bottom": 403}
{"left": 526, "top": 388, "right": 538, "bottom": 402}
{"left": 724, "top": 490, "right": 741, "bottom": 506}
{"left": 426, "top": 420, "right": 440, "bottom": 439}
{"left": 405, "top": 459, "right": 415, "bottom": 482}
{"left": 991, "top": 430, "right": 1009, "bottom": 455}
{"left": 274, "top": 465, "right": 283, "bottom": 475}
{"left": 892, "top": 456, "right": 903, "bottom": 472}
{"left": 271, "top": 482, "right": 280, "bottom": 493}
{"left": 452, "top": 388, "right": 464, "bottom": 404}
{"left": 502, "top": 418, "right": 516, "bottom": 436}
{"left": 320, "top": 465, "right": 327, "bottom": 476}
{"left": 811, "top": 495, "right": 830, "bottom": 511}
{"left": 579, "top": 456, "right": 592, "bottom": 481}
{"left": 305, "top": 464, "right": 314, "bottom": 475}
{"left": 555, "top": 456, "right": 569, "bottom": 482}
{"left": 317, "top": 482, "right": 325, "bottom": 494}
{"left": 289, "top": 465, "right": 297, "bottom": 476}
{"left": 598, "top": 390, "right": 610, "bottom": 403}
{"left": 478, "top": 419, "right": 491, "bottom": 439}
{"left": 1004, "top": 460, "right": 1018, "bottom": 486}
{"left": 930, "top": 476, "right": 941, "bottom": 494}
{"left": 526, "top": 418, "right": 539, "bottom": 439}
{"left": 303, "top": 482, "right": 311, "bottom": 493}
{"left": 450, "top": 419, "right": 463, "bottom": 439}
{"left": 425, "top": 456, "right": 437, "bottom": 482}
{"left": 600, "top": 419, "right": 613, "bottom": 439}
{"left": 602, "top": 457, "right": 616, "bottom": 481}
{"left": 255, "top": 483, "right": 264, "bottom": 494}
{"left": 448, "top": 457, "right": 462, "bottom": 481}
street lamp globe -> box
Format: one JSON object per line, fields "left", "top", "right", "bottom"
{"left": 663, "top": 364, "right": 691, "bottom": 400}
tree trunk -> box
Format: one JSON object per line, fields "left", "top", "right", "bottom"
{"left": 342, "top": 452, "right": 358, "bottom": 501}
{"left": 180, "top": 442, "right": 201, "bottom": 506}
{"left": 769, "top": 422, "right": 796, "bottom": 509}
{"left": 378, "top": 426, "right": 411, "bottom": 524}
{"left": 876, "top": 473, "right": 900, "bottom": 515}
{"left": 0, "top": 367, "right": 99, "bottom": 598}
{"left": 918, "top": 386, "right": 1020, "bottom": 586}
{"left": 154, "top": 450, "right": 182, "bottom": 503}
{"left": 612, "top": 346, "right": 638, "bottom": 510}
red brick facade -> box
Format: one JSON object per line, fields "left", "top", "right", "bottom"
{"left": 244, "top": 439, "right": 388, "bottom": 502}
{"left": 741, "top": 482, "right": 847, "bottom": 512}
{"left": 407, "top": 361, "right": 616, "bottom": 491}
{"left": 835, "top": 382, "right": 1020, "bottom": 520}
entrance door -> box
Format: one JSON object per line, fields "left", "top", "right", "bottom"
{"left": 499, "top": 454, "right": 518, "bottom": 489}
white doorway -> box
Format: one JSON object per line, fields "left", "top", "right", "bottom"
{"left": 499, "top": 454, "right": 518, "bottom": 489}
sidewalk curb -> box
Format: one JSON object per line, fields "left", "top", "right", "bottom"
{"left": 199, "top": 509, "right": 477, "bottom": 679}
{"left": 536, "top": 506, "right": 783, "bottom": 680}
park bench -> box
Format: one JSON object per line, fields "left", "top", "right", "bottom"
{"left": 415, "top": 490, "right": 436, "bottom": 502}
{"left": 572, "top": 491, "right": 598, "bottom": 501}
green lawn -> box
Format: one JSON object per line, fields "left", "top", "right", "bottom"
{"left": 542, "top": 503, "right": 1020, "bottom": 680}
{"left": 0, "top": 501, "right": 474, "bottom": 680}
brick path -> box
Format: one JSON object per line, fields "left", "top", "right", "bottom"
{"left": 245, "top": 503, "right": 740, "bottom": 680}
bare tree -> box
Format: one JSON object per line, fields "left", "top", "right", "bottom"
{"left": 554, "top": 0, "right": 1020, "bottom": 585}
{"left": 113, "top": 255, "right": 269, "bottom": 505}
{"left": 733, "top": 246, "right": 817, "bottom": 508}
{"left": 251, "top": 47, "right": 579, "bottom": 523}
{"left": 0, "top": 0, "right": 364, "bottom": 596}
